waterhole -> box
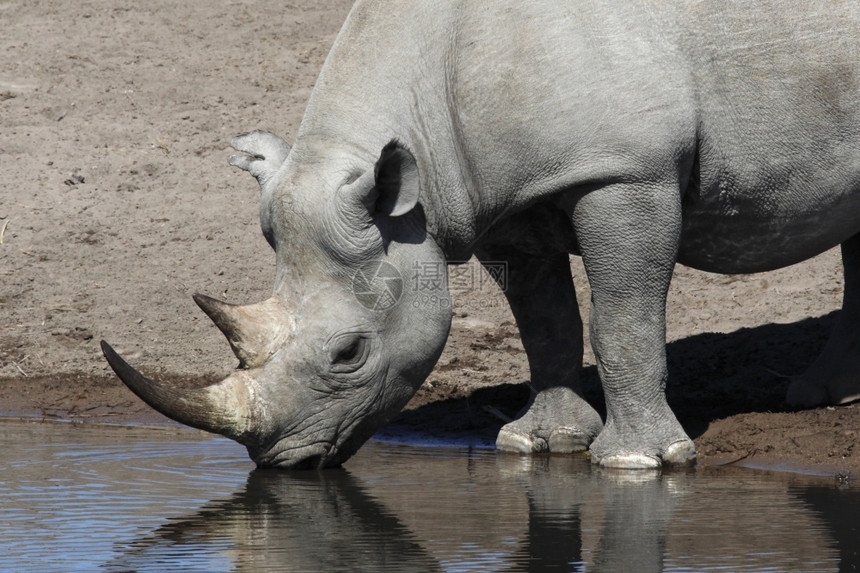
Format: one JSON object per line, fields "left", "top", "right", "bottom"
{"left": 0, "top": 420, "right": 857, "bottom": 572}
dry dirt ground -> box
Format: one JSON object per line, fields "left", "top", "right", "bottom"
{"left": 1, "top": 1, "right": 857, "bottom": 477}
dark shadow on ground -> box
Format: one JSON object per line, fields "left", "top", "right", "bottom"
{"left": 383, "top": 312, "right": 837, "bottom": 445}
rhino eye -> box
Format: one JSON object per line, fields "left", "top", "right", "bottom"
{"left": 330, "top": 335, "right": 369, "bottom": 373}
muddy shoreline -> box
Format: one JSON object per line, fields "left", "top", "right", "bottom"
{"left": 1, "top": 1, "right": 857, "bottom": 478}
{"left": 1, "top": 363, "right": 857, "bottom": 477}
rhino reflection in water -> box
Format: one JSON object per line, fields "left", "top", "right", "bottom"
{"left": 103, "top": 0, "right": 860, "bottom": 468}
{"left": 104, "top": 452, "right": 852, "bottom": 572}
{"left": 106, "top": 470, "right": 440, "bottom": 572}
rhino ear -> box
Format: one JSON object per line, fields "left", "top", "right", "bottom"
{"left": 229, "top": 130, "right": 291, "bottom": 187}
{"left": 370, "top": 140, "right": 420, "bottom": 217}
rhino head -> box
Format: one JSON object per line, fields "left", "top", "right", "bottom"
{"left": 102, "top": 131, "right": 452, "bottom": 469}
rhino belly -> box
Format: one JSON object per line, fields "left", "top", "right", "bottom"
{"left": 677, "top": 179, "right": 860, "bottom": 274}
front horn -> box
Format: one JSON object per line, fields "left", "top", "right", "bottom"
{"left": 100, "top": 340, "right": 254, "bottom": 442}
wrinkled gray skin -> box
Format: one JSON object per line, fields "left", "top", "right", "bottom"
{"left": 103, "top": 0, "right": 860, "bottom": 469}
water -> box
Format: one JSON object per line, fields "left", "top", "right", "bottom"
{"left": 0, "top": 421, "right": 857, "bottom": 572}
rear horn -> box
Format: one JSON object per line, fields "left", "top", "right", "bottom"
{"left": 193, "top": 294, "right": 291, "bottom": 368}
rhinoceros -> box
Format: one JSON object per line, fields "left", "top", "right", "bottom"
{"left": 101, "top": 0, "right": 860, "bottom": 469}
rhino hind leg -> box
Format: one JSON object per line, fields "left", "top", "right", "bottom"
{"left": 474, "top": 249, "right": 603, "bottom": 454}
{"left": 787, "top": 232, "right": 860, "bottom": 407}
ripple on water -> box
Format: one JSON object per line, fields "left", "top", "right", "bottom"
{"left": 0, "top": 422, "right": 250, "bottom": 571}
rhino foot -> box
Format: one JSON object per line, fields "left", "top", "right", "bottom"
{"left": 495, "top": 386, "right": 603, "bottom": 454}
{"left": 596, "top": 440, "right": 697, "bottom": 469}
{"left": 786, "top": 370, "right": 860, "bottom": 408}
{"left": 788, "top": 234, "right": 860, "bottom": 407}
{"left": 785, "top": 325, "right": 860, "bottom": 407}
{"left": 589, "top": 413, "right": 696, "bottom": 469}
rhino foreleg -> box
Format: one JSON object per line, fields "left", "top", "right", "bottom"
{"left": 475, "top": 249, "right": 603, "bottom": 454}
{"left": 570, "top": 182, "right": 696, "bottom": 468}
{"left": 787, "top": 232, "right": 860, "bottom": 406}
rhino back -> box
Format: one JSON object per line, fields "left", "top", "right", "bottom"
{"left": 449, "top": 0, "right": 860, "bottom": 270}
{"left": 294, "top": 0, "right": 859, "bottom": 268}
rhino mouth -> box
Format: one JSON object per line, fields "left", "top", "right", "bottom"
{"left": 253, "top": 418, "right": 376, "bottom": 469}
{"left": 254, "top": 441, "right": 337, "bottom": 469}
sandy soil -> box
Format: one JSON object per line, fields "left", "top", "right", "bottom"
{"left": 1, "top": 1, "right": 857, "bottom": 477}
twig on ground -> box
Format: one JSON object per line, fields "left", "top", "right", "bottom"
{"left": 483, "top": 405, "right": 514, "bottom": 424}
{"left": 762, "top": 366, "right": 793, "bottom": 379}
{"left": 0, "top": 218, "right": 8, "bottom": 244}
{"left": 724, "top": 450, "right": 755, "bottom": 465}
